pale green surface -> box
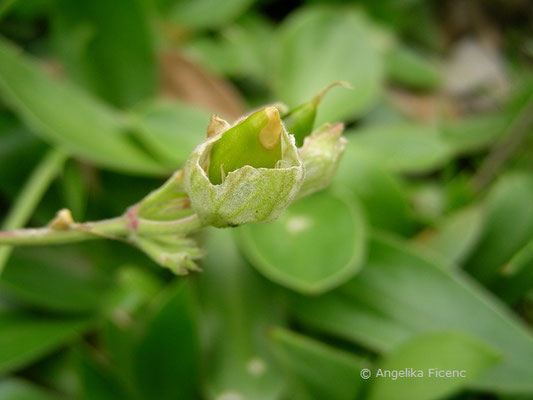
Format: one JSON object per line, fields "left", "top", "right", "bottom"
{"left": 367, "top": 332, "right": 500, "bottom": 400}
{"left": 276, "top": 6, "right": 384, "bottom": 125}
{"left": 271, "top": 327, "right": 365, "bottom": 400}
{"left": 291, "top": 235, "right": 533, "bottom": 392}
{"left": 240, "top": 191, "right": 366, "bottom": 294}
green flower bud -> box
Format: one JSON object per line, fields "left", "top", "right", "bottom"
{"left": 296, "top": 122, "right": 347, "bottom": 199}
{"left": 184, "top": 107, "right": 304, "bottom": 227}
{"left": 283, "top": 81, "right": 351, "bottom": 147}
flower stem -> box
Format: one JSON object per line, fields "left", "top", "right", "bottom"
{"left": 0, "top": 214, "right": 203, "bottom": 246}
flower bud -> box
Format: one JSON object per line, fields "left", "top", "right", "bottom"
{"left": 183, "top": 107, "right": 304, "bottom": 227}
{"left": 296, "top": 123, "right": 347, "bottom": 199}
{"left": 283, "top": 81, "right": 351, "bottom": 147}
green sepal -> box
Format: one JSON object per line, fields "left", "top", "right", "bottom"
{"left": 283, "top": 81, "right": 350, "bottom": 147}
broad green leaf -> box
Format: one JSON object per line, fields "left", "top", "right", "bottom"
{"left": 130, "top": 99, "right": 212, "bottom": 167}
{"left": 271, "top": 327, "right": 365, "bottom": 400}
{"left": 276, "top": 6, "right": 384, "bottom": 125}
{"left": 0, "top": 37, "right": 165, "bottom": 175}
{"left": 199, "top": 229, "right": 285, "bottom": 400}
{"left": 291, "top": 234, "right": 533, "bottom": 393}
{"left": 333, "top": 140, "right": 413, "bottom": 235}
{"left": 465, "top": 173, "right": 533, "bottom": 286}
{"left": 0, "top": 245, "right": 114, "bottom": 313}
{"left": 133, "top": 281, "right": 199, "bottom": 400}
{"left": 414, "top": 206, "right": 484, "bottom": 265}
{"left": 0, "top": 312, "right": 91, "bottom": 374}
{"left": 385, "top": 44, "right": 441, "bottom": 90}
{"left": 0, "top": 379, "right": 62, "bottom": 400}
{"left": 161, "top": 0, "right": 254, "bottom": 30}
{"left": 53, "top": 0, "right": 157, "bottom": 108}
{"left": 367, "top": 332, "right": 500, "bottom": 400}
{"left": 239, "top": 191, "right": 366, "bottom": 294}
{"left": 348, "top": 122, "right": 453, "bottom": 173}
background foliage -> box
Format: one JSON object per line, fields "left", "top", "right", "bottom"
{"left": 0, "top": 0, "right": 533, "bottom": 399}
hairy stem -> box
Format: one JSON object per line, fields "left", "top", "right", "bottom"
{"left": 0, "top": 214, "right": 203, "bottom": 246}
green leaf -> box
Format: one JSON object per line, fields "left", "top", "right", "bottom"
{"left": 133, "top": 281, "right": 199, "bottom": 400}
{"left": 0, "top": 37, "right": 165, "bottom": 175}
{"left": 414, "top": 206, "right": 484, "bottom": 265}
{"left": 492, "top": 238, "right": 533, "bottom": 305}
{"left": 77, "top": 349, "right": 134, "bottom": 400}
{"left": 441, "top": 113, "right": 507, "bottom": 154}
{"left": 130, "top": 100, "right": 213, "bottom": 168}
{"left": 271, "top": 327, "right": 366, "bottom": 400}
{"left": 0, "top": 379, "right": 62, "bottom": 400}
{"left": 0, "top": 312, "right": 91, "bottom": 375}
{"left": 161, "top": 0, "right": 254, "bottom": 30}
{"left": 239, "top": 191, "right": 366, "bottom": 294}
{"left": 53, "top": 0, "right": 157, "bottom": 108}
{"left": 199, "top": 228, "right": 285, "bottom": 400}
{"left": 385, "top": 44, "right": 441, "bottom": 90}
{"left": 0, "top": 114, "right": 46, "bottom": 198}
{"left": 333, "top": 140, "right": 413, "bottom": 235}
{"left": 276, "top": 6, "right": 384, "bottom": 125}
{"left": 367, "top": 332, "right": 500, "bottom": 400}
{"left": 465, "top": 173, "right": 533, "bottom": 286}
{"left": 348, "top": 122, "right": 453, "bottom": 173}
{"left": 291, "top": 234, "right": 533, "bottom": 393}
{"left": 0, "top": 245, "right": 114, "bottom": 313}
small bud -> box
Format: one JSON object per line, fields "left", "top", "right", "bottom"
{"left": 184, "top": 107, "right": 304, "bottom": 227}
{"left": 283, "top": 81, "right": 351, "bottom": 147}
{"left": 49, "top": 209, "right": 74, "bottom": 230}
{"left": 296, "top": 123, "right": 347, "bottom": 199}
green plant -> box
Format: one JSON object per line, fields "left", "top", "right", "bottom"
{"left": 1, "top": 1, "right": 533, "bottom": 400}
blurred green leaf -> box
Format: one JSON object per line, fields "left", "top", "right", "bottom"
{"left": 291, "top": 234, "right": 533, "bottom": 393}
{"left": 271, "top": 327, "right": 365, "bottom": 400}
{"left": 414, "top": 206, "right": 484, "bottom": 265}
{"left": 0, "top": 312, "right": 91, "bottom": 375}
{"left": 348, "top": 122, "right": 453, "bottom": 173}
{"left": 199, "top": 229, "right": 285, "bottom": 400}
{"left": 239, "top": 191, "right": 366, "bottom": 294}
{"left": 0, "top": 37, "right": 166, "bottom": 174}
{"left": 129, "top": 99, "right": 212, "bottom": 168}
{"left": 53, "top": 0, "right": 157, "bottom": 108}
{"left": 0, "top": 113, "right": 46, "bottom": 198}
{"left": 77, "top": 349, "right": 134, "bottom": 400}
{"left": 133, "top": 280, "right": 199, "bottom": 400}
{"left": 385, "top": 44, "right": 441, "bottom": 90}
{"left": 161, "top": 0, "right": 254, "bottom": 30}
{"left": 60, "top": 160, "right": 87, "bottom": 221}
{"left": 185, "top": 15, "right": 275, "bottom": 82}
{"left": 367, "top": 332, "right": 500, "bottom": 400}
{"left": 333, "top": 140, "right": 413, "bottom": 235}
{"left": 276, "top": 6, "right": 384, "bottom": 125}
{"left": 465, "top": 173, "right": 533, "bottom": 286}
{"left": 441, "top": 113, "right": 508, "bottom": 154}
{"left": 0, "top": 245, "right": 114, "bottom": 313}
{"left": 492, "top": 238, "right": 533, "bottom": 305}
{"left": 0, "top": 379, "right": 62, "bottom": 400}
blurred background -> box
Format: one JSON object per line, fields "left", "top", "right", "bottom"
{"left": 0, "top": 0, "right": 533, "bottom": 399}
